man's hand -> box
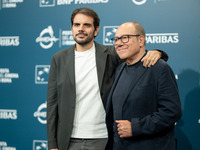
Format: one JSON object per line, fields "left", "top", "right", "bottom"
{"left": 116, "top": 120, "right": 132, "bottom": 138}
{"left": 141, "top": 50, "right": 161, "bottom": 67}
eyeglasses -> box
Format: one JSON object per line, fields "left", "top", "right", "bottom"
{"left": 111, "top": 34, "right": 140, "bottom": 45}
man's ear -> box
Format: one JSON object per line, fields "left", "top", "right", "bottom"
{"left": 139, "top": 35, "right": 145, "bottom": 46}
{"left": 94, "top": 26, "right": 100, "bottom": 37}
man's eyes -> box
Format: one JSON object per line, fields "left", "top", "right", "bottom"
{"left": 121, "top": 36, "right": 128, "bottom": 39}
{"left": 73, "top": 23, "right": 92, "bottom": 27}
{"left": 73, "top": 23, "right": 80, "bottom": 26}
{"left": 84, "top": 24, "right": 92, "bottom": 27}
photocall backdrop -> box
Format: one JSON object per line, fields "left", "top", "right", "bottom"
{"left": 0, "top": 0, "right": 200, "bottom": 149}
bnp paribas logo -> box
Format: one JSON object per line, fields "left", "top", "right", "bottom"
{"left": 146, "top": 33, "right": 179, "bottom": 44}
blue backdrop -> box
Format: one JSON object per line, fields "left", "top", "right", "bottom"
{"left": 0, "top": 0, "right": 200, "bottom": 149}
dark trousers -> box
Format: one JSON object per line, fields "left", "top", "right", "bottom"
{"left": 68, "top": 138, "right": 107, "bottom": 150}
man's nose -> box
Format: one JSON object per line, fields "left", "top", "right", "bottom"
{"left": 78, "top": 25, "right": 84, "bottom": 31}
{"left": 115, "top": 39, "right": 124, "bottom": 46}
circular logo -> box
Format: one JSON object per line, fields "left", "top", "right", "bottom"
{"left": 132, "top": 0, "right": 147, "bottom": 5}
{"left": 34, "top": 102, "right": 47, "bottom": 124}
{"left": 36, "top": 26, "right": 59, "bottom": 49}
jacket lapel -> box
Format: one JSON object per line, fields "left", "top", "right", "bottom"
{"left": 63, "top": 45, "right": 75, "bottom": 89}
{"left": 95, "top": 42, "right": 108, "bottom": 89}
{"left": 107, "top": 62, "right": 148, "bottom": 118}
{"left": 122, "top": 63, "right": 148, "bottom": 106}
{"left": 62, "top": 42, "right": 108, "bottom": 92}
{"left": 106, "top": 63, "right": 126, "bottom": 115}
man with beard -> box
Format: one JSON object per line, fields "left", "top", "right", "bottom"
{"left": 47, "top": 7, "right": 168, "bottom": 150}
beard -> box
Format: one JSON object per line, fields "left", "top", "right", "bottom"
{"left": 73, "top": 31, "right": 95, "bottom": 46}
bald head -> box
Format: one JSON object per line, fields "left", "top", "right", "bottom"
{"left": 116, "top": 22, "right": 145, "bottom": 37}
{"left": 114, "top": 21, "right": 146, "bottom": 65}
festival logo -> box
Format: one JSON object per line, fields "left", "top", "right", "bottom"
{"left": 0, "top": 141, "right": 16, "bottom": 150}
{"left": 33, "top": 102, "right": 47, "bottom": 124}
{"left": 59, "top": 29, "right": 75, "bottom": 47}
{"left": 0, "top": 0, "right": 23, "bottom": 9}
{"left": 131, "top": 0, "right": 168, "bottom": 5}
{"left": 0, "top": 68, "right": 19, "bottom": 83}
{"left": 36, "top": 26, "right": 59, "bottom": 49}
{"left": 36, "top": 26, "right": 76, "bottom": 49}
{"left": 132, "top": 0, "right": 147, "bottom": 5}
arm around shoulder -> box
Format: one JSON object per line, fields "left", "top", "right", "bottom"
{"left": 141, "top": 49, "right": 168, "bottom": 67}
{"left": 156, "top": 49, "right": 168, "bottom": 61}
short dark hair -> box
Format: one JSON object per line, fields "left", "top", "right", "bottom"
{"left": 71, "top": 7, "right": 100, "bottom": 30}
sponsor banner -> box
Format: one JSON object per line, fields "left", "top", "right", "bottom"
{"left": 131, "top": 0, "right": 168, "bottom": 5}
{"left": 40, "top": 0, "right": 55, "bottom": 7}
{"left": 35, "top": 65, "right": 50, "bottom": 84}
{"left": 0, "top": 109, "right": 17, "bottom": 120}
{"left": 0, "top": 36, "right": 20, "bottom": 47}
{"left": 39, "top": 0, "right": 109, "bottom": 7}
{"left": 36, "top": 26, "right": 59, "bottom": 49}
{"left": 33, "top": 102, "right": 47, "bottom": 124}
{"left": 103, "top": 26, "right": 179, "bottom": 45}
{"left": 132, "top": 0, "right": 147, "bottom": 5}
{"left": 0, "top": 68, "right": 19, "bottom": 83}
{"left": 0, "top": 0, "right": 24, "bottom": 9}
{"left": 33, "top": 140, "right": 48, "bottom": 150}
{"left": 103, "top": 26, "right": 118, "bottom": 45}
{"left": 146, "top": 33, "right": 179, "bottom": 44}
{"left": 59, "top": 29, "right": 75, "bottom": 47}
{"left": 0, "top": 141, "right": 16, "bottom": 150}
{"left": 36, "top": 26, "right": 75, "bottom": 49}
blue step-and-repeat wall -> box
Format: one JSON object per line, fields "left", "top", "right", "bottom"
{"left": 0, "top": 0, "right": 200, "bottom": 149}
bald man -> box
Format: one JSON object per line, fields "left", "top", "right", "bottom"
{"left": 105, "top": 22, "right": 182, "bottom": 150}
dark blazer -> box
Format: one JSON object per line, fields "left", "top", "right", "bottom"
{"left": 105, "top": 59, "right": 182, "bottom": 150}
{"left": 46, "top": 42, "right": 120, "bottom": 150}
